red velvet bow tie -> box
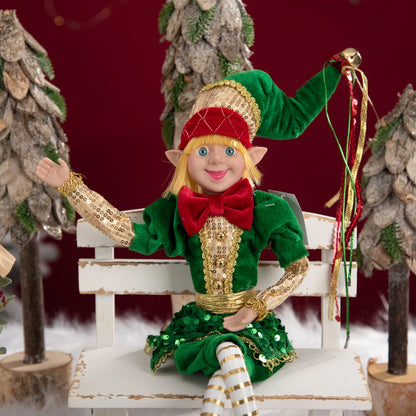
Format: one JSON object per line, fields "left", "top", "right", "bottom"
{"left": 178, "top": 178, "right": 254, "bottom": 236}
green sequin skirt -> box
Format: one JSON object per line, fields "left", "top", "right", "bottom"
{"left": 145, "top": 302, "right": 296, "bottom": 383}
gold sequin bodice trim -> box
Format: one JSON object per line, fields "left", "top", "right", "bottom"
{"left": 199, "top": 216, "right": 242, "bottom": 295}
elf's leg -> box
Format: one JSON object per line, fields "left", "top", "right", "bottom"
{"left": 201, "top": 369, "right": 227, "bottom": 416}
{"left": 216, "top": 341, "right": 258, "bottom": 416}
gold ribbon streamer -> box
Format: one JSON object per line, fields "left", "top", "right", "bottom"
{"left": 328, "top": 67, "right": 368, "bottom": 320}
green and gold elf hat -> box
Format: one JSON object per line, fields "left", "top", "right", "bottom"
{"left": 179, "top": 48, "right": 361, "bottom": 150}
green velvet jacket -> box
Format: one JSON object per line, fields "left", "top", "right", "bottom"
{"left": 131, "top": 191, "right": 307, "bottom": 381}
{"left": 129, "top": 191, "right": 307, "bottom": 293}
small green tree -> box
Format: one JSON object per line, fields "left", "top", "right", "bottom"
{"left": 359, "top": 85, "right": 416, "bottom": 375}
{"left": 158, "top": 0, "right": 255, "bottom": 148}
{"left": 0, "top": 10, "right": 75, "bottom": 364}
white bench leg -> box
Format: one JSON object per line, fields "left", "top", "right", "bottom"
{"left": 308, "top": 410, "right": 343, "bottom": 416}
{"left": 91, "top": 409, "right": 129, "bottom": 416}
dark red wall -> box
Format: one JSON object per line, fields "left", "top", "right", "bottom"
{"left": 3, "top": 0, "right": 415, "bottom": 325}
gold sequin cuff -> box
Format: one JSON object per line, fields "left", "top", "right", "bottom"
{"left": 245, "top": 297, "right": 268, "bottom": 321}
{"left": 66, "top": 182, "right": 135, "bottom": 247}
{"left": 57, "top": 171, "right": 83, "bottom": 196}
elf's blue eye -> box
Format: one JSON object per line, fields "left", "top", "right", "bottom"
{"left": 198, "top": 147, "right": 208, "bottom": 157}
{"left": 225, "top": 147, "right": 235, "bottom": 156}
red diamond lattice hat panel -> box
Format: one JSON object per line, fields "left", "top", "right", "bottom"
{"left": 179, "top": 107, "right": 251, "bottom": 150}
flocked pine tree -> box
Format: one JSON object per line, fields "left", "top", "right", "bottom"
{"left": 358, "top": 85, "right": 416, "bottom": 375}
{"left": 0, "top": 10, "right": 74, "bottom": 364}
{"left": 158, "top": 0, "right": 255, "bottom": 148}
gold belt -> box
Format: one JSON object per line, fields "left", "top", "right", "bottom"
{"left": 195, "top": 289, "right": 255, "bottom": 314}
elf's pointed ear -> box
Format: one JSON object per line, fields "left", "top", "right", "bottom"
{"left": 247, "top": 146, "right": 267, "bottom": 166}
{"left": 165, "top": 149, "right": 183, "bottom": 167}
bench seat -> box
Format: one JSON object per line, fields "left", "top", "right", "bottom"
{"left": 69, "top": 346, "right": 371, "bottom": 411}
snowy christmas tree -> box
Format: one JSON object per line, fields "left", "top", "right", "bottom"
{"left": 359, "top": 85, "right": 416, "bottom": 375}
{"left": 158, "top": 0, "right": 255, "bottom": 148}
{"left": 0, "top": 10, "right": 74, "bottom": 364}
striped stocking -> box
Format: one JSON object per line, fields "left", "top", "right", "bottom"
{"left": 200, "top": 341, "right": 258, "bottom": 416}
{"left": 201, "top": 369, "right": 227, "bottom": 416}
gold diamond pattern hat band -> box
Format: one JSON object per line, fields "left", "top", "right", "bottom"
{"left": 192, "top": 79, "right": 261, "bottom": 140}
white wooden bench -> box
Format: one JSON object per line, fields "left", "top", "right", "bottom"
{"left": 68, "top": 209, "right": 372, "bottom": 416}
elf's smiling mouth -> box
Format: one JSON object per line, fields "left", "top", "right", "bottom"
{"left": 206, "top": 170, "right": 228, "bottom": 181}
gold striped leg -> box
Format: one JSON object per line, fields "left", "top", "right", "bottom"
{"left": 201, "top": 370, "right": 227, "bottom": 416}
{"left": 216, "top": 342, "right": 258, "bottom": 416}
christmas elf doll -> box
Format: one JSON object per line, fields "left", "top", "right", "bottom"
{"left": 36, "top": 49, "right": 359, "bottom": 416}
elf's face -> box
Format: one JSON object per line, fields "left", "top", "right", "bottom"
{"left": 187, "top": 142, "right": 246, "bottom": 195}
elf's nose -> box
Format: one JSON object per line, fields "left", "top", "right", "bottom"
{"left": 208, "top": 146, "right": 223, "bottom": 164}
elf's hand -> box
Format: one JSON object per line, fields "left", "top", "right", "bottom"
{"left": 223, "top": 306, "right": 257, "bottom": 332}
{"left": 36, "top": 157, "right": 70, "bottom": 188}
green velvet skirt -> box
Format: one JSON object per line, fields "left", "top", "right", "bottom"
{"left": 145, "top": 302, "right": 296, "bottom": 383}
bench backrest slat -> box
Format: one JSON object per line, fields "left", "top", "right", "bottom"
{"left": 77, "top": 210, "right": 337, "bottom": 250}
{"left": 78, "top": 258, "right": 356, "bottom": 297}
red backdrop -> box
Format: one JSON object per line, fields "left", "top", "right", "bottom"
{"left": 2, "top": 0, "right": 415, "bottom": 325}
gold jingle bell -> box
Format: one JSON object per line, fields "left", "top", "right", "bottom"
{"left": 340, "top": 47, "right": 362, "bottom": 69}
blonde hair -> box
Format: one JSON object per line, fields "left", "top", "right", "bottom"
{"left": 164, "top": 135, "right": 263, "bottom": 196}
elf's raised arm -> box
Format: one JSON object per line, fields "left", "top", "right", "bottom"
{"left": 36, "top": 158, "right": 135, "bottom": 247}
{"left": 193, "top": 48, "right": 361, "bottom": 146}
